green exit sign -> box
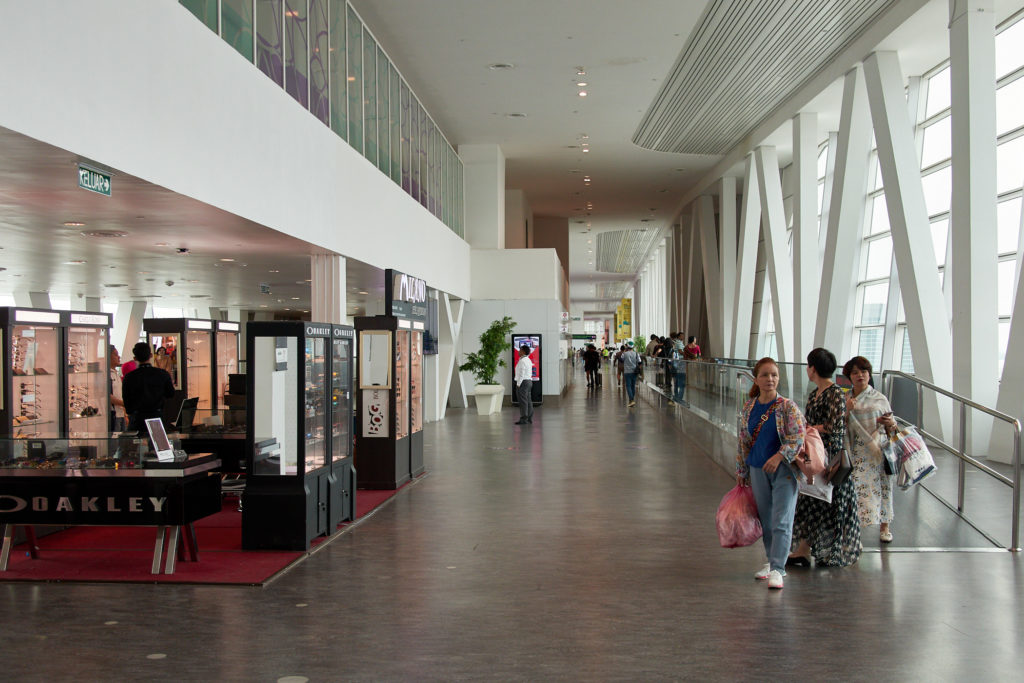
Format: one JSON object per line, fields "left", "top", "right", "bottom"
{"left": 78, "top": 165, "right": 111, "bottom": 196}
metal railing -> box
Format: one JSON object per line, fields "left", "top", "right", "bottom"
{"left": 880, "top": 370, "right": 1022, "bottom": 552}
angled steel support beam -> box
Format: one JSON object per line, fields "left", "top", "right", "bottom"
{"left": 698, "top": 195, "right": 723, "bottom": 355}
{"left": 793, "top": 112, "right": 819, "bottom": 360}
{"left": 733, "top": 155, "right": 760, "bottom": 359}
{"left": 720, "top": 178, "right": 737, "bottom": 355}
{"left": 754, "top": 145, "right": 794, "bottom": 362}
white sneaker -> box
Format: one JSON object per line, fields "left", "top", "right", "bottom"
{"left": 767, "top": 569, "right": 785, "bottom": 589}
{"left": 628, "top": 400, "right": 636, "bottom": 407}
{"left": 754, "top": 563, "right": 771, "bottom": 580}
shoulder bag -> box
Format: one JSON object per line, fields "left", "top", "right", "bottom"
{"left": 795, "top": 426, "right": 828, "bottom": 483}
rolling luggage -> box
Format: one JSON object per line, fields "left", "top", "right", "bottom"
{"left": 595, "top": 372, "right": 603, "bottom": 388}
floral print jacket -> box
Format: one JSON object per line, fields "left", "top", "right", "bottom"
{"left": 735, "top": 395, "right": 807, "bottom": 478}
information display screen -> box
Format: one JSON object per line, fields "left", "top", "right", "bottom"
{"left": 511, "top": 334, "right": 541, "bottom": 382}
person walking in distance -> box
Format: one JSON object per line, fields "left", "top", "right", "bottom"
{"left": 583, "top": 344, "right": 600, "bottom": 387}
{"left": 621, "top": 340, "right": 642, "bottom": 407}
{"left": 514, "top": 345, "right": 534, "bottom": 425}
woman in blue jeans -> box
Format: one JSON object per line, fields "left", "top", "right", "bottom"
{"left": 735, "top": 357, "right": 806, "bottom": 590}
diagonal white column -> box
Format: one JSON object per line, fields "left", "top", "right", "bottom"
{"left": 442, "top": 294, "right": 466, "bottom": 410}
{"left": 792, "top": 112, "right": 819, "bottom": 360}
{"left": 814, "top": 67, "right": 872, "bottom": 361}
{"left": 754, "top": 146, "right": 794, "bottom": 363}
{"left": 697, "top": 195, "right": 723, "bottom": 355}
{"left": 719, "top": 178, "right": 737, "bottom": 356}
{"left": 949, "top": 0, "right": 998, "bottom": 453}
{"left": 733, "top": 155, "right": 760, "bottom": 359}
{"left": 686, "top": 211, "right": 704, "bottom": 336}
{"left": 864, "top": 51, "right": 952, "bottom": 436}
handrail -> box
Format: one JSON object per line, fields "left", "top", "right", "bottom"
{"left": 881, "top": 370, "right": 1021, "bottom": 552}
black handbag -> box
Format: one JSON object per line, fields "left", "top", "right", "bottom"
{"left": 826, "top": 449, "right": 853, "bottom": 489}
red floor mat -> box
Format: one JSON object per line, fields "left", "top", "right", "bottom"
{"left": 1, "top": 482, "right": 411, "bottom": 585}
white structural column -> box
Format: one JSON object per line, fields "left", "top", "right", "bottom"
{"left": 14, "top": 292, "right": 51, "bottom": 309}
{"left": 792, "top": 112, "right": 819, "bottom": 359}
{"left": 112, "top": 300, "right": 147, "bottom": 358}
{"left": 443, "top": 294, "right": 467, "bottom": 410}
{"left": 949, "top": 0, "right": 999, "bottom": 452}
{"left": 697, "top": 195, "right": 723, "bottom": 355}
{"left": 733, "top": 154, "right": 760, "bottom": 358}
{"left": 686, "top": 211, "right": 704, "bottom": 336}
{"left": 719, "top": 178, "right": 737, "bottom": 355}
{"left": 864, "top": 51, "right": 953, "bottom": 425}
{"left": 458, "top": 144, "right": 506, "bottom": 249}
{"left": 814, "top": 67, "right": 873, "bottom": 361}
{"left": 753, "top": 146, "right": 794, "bottom": 362}
{"left": 310, "top": 253, "right": 347, "bottom": 324}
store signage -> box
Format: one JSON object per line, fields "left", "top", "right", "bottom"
{"left": 70, "top": 313, "right": 108, "bottom": 325}
{"left": 217, "top": 321, "right": 239, "bottom": 331}
{"left": 385, "top": 269, "right": 428, "bottom": 320}
{"left": 0, "top": 494, "right": 166, "bottom": 514}
{"left": 333, "top": 327, "right": 354, "bottom": 338}
{"left": 15, "top": 310, "right": 61, "bottom": 324}
{"left": 561, "top": 311, "right": 569, "bottom": 322}
{"left": 306, "top": 325, "right": 331, "bottom": 337}
{"left": 187, "top": 319, "right": 213, "bottom": 330}
{"left": 78, "top": 164, "right": 111, "bottom": 196}
{"left": 572, "top": 334, "right": 596, "bottom": 340}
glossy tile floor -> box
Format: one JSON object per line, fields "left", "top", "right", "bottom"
{"left": 2, "top": 366, "right": 1023, "bottom": 681}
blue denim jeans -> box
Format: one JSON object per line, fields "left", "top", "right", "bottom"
{"left": 624, "top": 372, "right": 638, "bottom": 401}
{"left": 749, "top": 464, "right": 799, "bottom": 572}
{"left": 674, "top": 371, "right": 686, "bottom": 402}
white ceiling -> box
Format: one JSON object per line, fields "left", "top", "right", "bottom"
{"left": 2, "top": 0, "right": 1022, "bottom": 319}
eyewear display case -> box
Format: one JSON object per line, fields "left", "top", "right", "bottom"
{"left": 0, "top": 308, "right": 111, "bottom": 440}
{"left": 354, "top": 317, "right": 424, "bottom": 489}
{"left": 144, "top": 318, "right": 237, "bottom": 413}
{"left": 243, "top": 321, "right": 355, "bottom": 551}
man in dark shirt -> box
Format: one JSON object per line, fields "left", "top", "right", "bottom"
{"left": 121, "top": 342, "right": 175, "bottom": 431}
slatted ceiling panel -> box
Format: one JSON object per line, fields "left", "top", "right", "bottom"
{"left": 595, "top": 282, "right": 629, "bottom": 299}
{"left": 595, "top": 229, "right": 662, "bottom": 274}
{"left": 634, "top": 0, "right": 898, "bottom": 154}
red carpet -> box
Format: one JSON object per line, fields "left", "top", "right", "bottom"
{"left": 1, "top": 483, "right": 410, "bottom": 585}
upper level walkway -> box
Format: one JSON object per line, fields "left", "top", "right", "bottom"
{"left": 1, "top": 363, "right": 1022, "bottom": 680}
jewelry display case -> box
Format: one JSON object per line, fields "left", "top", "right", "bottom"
{"left": 214, "top": 321, "right": 240, "bottom": 410}
{"left": 243, "top": 321, "right": 355, "bottom": 550}
{"left": 144, "top": 318, "right": 224, "bottom": 412}
{"left": 1, "top": 308, "right": 63, "bottom": 440}
{"left": 64, "top": 312, "right": 112, "bottom": 437}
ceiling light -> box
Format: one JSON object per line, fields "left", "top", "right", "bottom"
{"left": 64, "top": 260, "right": 86, "bottom": 265}
{"left": 582, "top": 148, "right": 589, "bottom": 152}
{"left": 291, "top": 297, "right": 300, "bottom": 300}
{"left": 63, "top": 221, "right": 85, "bottom": 227}
{"left": 576, "top": 67, "right": 586, "bottom": 75}
{"left": 219, "top": 258, "right": 235, "bottom": 262}
{"left": 154, "top": 242, "right": 168, "bottom": 247}
{"left": 577, "top": 81, "right": 588, "bottom": 87}
{"left": 347, "top": 76, "right": 355, "bottom": 82}
{"left": 358, "top": 290, "right": 369, "bottom": 295}
{"left": 269, "top": 269, "right": 280, "bottom": 273}
{"left": 259, "top": 304, "right": 268, "bottom": 308}
{"left": 578, "top": 91, "right": 587, "bottom": 97}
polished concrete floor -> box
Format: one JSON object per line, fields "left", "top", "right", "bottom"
{"left": 2, "top": 366, "right": 1023, "bottom": 681}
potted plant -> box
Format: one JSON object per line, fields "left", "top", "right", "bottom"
{"left": 459, "top": 316, "right": 517, "bottom": 415}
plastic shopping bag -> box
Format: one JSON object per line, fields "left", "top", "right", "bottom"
{"left": 890, "top": 426, "right": 937, "bottom": 490}
{"left": 716, "top": 485, "right": 762, "bottom": 548}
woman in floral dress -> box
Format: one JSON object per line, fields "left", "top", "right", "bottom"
{"left": 843, "top": 356, "right": 898, "bottom": 542}
{"left": 789, "top": 348, "right": 862, "bottom": 567}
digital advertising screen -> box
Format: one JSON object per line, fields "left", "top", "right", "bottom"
{"left": 512, "top": 334, "right": 541, "bottom": 381}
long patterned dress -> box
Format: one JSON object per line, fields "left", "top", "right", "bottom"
{"left": 792, "top": 384, "right": 862, "bottom": 567}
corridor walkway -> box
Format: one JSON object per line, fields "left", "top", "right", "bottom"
{"left": 2, "top": 370, "right": 1023, "bottom": 681}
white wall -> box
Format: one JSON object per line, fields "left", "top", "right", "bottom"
{"left": 471, "top": 249, "right": 562, "bottom": 301}
{"left": 0, "top": 0, "right": 470, "bottom": 300}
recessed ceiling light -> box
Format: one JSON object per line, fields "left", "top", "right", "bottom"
{"left": 137, "top": 271, "right": 150, "bottom": 274}
{"left": 488, "top": 63, "right": 515, "bottom": 70}
{"left": 577, "top": 81, "right": 588, "bottom": 87}
{"left": 63, "top": 221, "right": 85, "bottom": 227}
{"left": 358, "top": 290, "right": 369, "bottom": 295}
{"left": 576, "top": 67, "right": 586, "bottom": 75}
{"left": 154, "top": 242, "right": 169, "bottom": 247}
{"left": 291, "top": 297, "right": 300, "bottom": 300}
{"left": 582, "top": 148, "right": 589, "bottom": 152}
{"left": 219, "top": 258, "right": 235, "bottom": 262}
{"left": 269, "top": 269, "right": 280, "bottom": 273}
{"left": 187, "top": 280, "right": 199, "bottom": 283}
{"left": 64, "top": 260, "right": 86, "bottom": 265}
{"left": 259, "top": 304, "right": 268, "bottom": 308}
{"left": 578, "top": 91, "right": 588, "bottom": 97}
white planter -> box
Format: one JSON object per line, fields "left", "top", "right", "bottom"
{"left": 473, "top": 384, "right": 505, "bottom": 415}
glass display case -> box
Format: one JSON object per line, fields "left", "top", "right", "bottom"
{"left": 2, "top": 308, "right": 64, "bottom": 439}
{"left": 330, "top": 325, "right": 355, "bottom": 526}
{"left": 0, "top": 434, "right": 181, "bottom": 470}
{"left": 65, "top": 312, "right": 111, "bottom": 437}
{"left": 244, "top": 321, "right": 355, "bottom": 550}
{"left": 144, "top": 318, "right": 221, "bottom": 413}
{"left": 394, "top": 329, "right": 409, "bottom": 440}
{"left": 410, "top": 330, "right": 422, "bottom": 435}
{"left": 214, "top": 322, "right": 240, "bottom": 410}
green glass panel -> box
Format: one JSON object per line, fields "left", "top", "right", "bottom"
{"left": 400, "top": 80, "right": 411, "bottom": 193}
{"left": 377, "top": 44, "right": 389, "bottom": 175}
{"left": 390, "top": 64, "right": 401, "bottom": 184}
{"left": 363, "top": 33, "right": 377, "bottom": 167}
{"left": 346, "top": 5, "right": 363, "bottom": 153}
{"left": 284, "top": 0, "right": 308, "bottom": 108}
{"left": 221, "top": 0, "right": 254, "bottom": 61}
{"left": 181, "top": 0, "right": 218, "bottom": 31}
{"left": 328, "top": 0, "right": 346, "bottom": 140}
{"left": 309, "top": 0, "right": 329, "bottom": 124}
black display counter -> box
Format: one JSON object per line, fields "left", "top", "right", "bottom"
{"left": 0, "top": 453, "right": 222, "bottom": 574}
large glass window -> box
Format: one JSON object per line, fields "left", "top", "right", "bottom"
{"left": 996, "top": 133, "right": 1024, "bottom": 194}
{"left": 996, "top": 74, "right": 1024, "bottom": 136}
{"left": 284, "top": 0, "right": 308, "bottom": 108}
{"left": 921, "top": 115, "right": 952, "bottom": 169}
{"left": 401, "top": 80, "right": 411, "bottom": 193}
{"left": 377, "top": 44, "right": 390, "bottom": 176}
{"left": 921, "top": 165, "right": 952, "bottom": 216}
{"left": 390, "top": 63, "right": 401, "bottom": 184}
{"left": 996, "top": 17, "right": 1024, "bottom": 78}
{"left": 256, "top": 0, "right": 284, "bottom": 86}
{"left": 222, "top": 0, "right": 254, "bottom": 61}
{"left": 182, "top": 0, "right": 218, "bottom": 31}
{"left": 864, "top": 237, "right": 892, "bottom": 280}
